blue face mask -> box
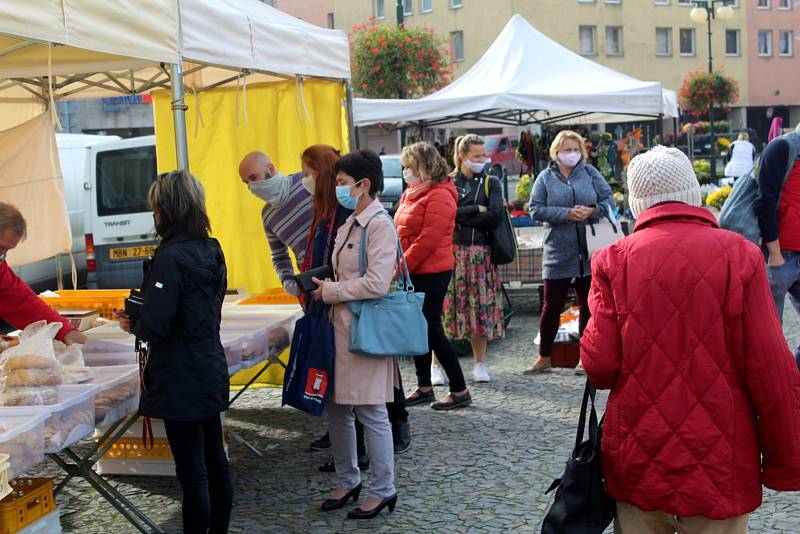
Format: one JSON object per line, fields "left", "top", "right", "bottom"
{"left": 335, "top": 180, "right": 364, "bottom": 210}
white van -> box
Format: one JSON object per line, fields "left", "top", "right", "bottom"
{"left": 15, "top": 134, "right": 158, "bottom": 291}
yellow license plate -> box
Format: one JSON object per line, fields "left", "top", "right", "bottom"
{"left": 109, "top": 245, "right": 157, "bottom": 261}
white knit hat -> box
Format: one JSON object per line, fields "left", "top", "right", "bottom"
{"left": 627, "top": 145, "right": 702, "bottom": 219}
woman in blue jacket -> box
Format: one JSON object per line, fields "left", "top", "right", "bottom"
{"left": 118, "top": 170, "right": 232, "bottom": 534}
{"left": 526, "top": 130, "right": 612, "bottom": 375}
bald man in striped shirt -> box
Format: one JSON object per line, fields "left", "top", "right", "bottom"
{"left": 239, "top": 151, "right": 312, "bottom": 297}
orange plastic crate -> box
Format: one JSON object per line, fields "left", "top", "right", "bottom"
{"left": 100, "top": 437, "right": 173, "bottom": 461}
{"left": 238, "top": 288, "right": 298, "bottom": 305}
{"left": 0, "top": 478, "right": 54, "bottom": 534}
{"left": 38, "top": 290, "right": 130, "bottom": 320}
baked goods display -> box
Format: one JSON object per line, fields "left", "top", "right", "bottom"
{"left": 1, "top": 387, "right": 58, "bottom": 407}
{"left": 44, "top": 407, "right": 95, "bottom": 452}
{"left": 95, "top": 376, "right": 139, "bottom": 426}
{"left": 0, "top": 418, "right": 46, "bottom": 478}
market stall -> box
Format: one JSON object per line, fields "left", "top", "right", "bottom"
{"left": 0, "top": 1, "right": 351, "bottom": 531}
{"left": 353, "top": 15, "right": 678, "bottom": 129}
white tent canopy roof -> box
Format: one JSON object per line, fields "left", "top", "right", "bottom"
{"left": 0, "top": 0, "right": 350, "bottom": 107}
{"left": 354, "top": 15, "right": 677, "bottom": 127}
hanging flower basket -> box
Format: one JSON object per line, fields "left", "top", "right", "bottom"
{"left": 350, "top": 21, "right": 454, "bottom": 99}
{"left": 678, "top": 70, "right": 740, "bottom": 118}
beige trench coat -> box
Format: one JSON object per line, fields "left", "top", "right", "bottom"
{"left": 321, "top": 199, "right": 399, "bottom": 405}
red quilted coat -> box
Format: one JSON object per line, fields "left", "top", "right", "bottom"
{"left": 394, "top": 179, "right": 457, "bottom": 275}
{"left": 582, "top": 203, "right": 800, "bottom": 519}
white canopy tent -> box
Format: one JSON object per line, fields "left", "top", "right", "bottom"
{"left": 0, "top": 0, "right": 354, "bottom": 157}
{"left": 353, "top": 14, "right": 677, "bottom": 129}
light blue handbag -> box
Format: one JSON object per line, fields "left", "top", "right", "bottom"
{"left": 347, "top": 212, "right": 429, "bottom": 357}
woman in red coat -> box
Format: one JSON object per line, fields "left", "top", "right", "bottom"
{"left": 395, "top": 142, "right": 471, "bottom": 411}
{"left": 582, "top": 146, "right": 800, "bottom": 533}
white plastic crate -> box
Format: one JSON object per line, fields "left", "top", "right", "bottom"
{"left": 86, "top": 366, "right": 139, "bottom": 428}
{"left": 17, "top": 509, "right": 61, "bottom": 534}
{"left": 0, "top": 410, "right": 48, "bottom": 478}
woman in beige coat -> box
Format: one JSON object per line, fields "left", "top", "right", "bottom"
{"left": 311, "top": 149, "right": 399, "bottom": 520}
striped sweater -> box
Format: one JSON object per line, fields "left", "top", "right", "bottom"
{"left": 261, "top": 172, "right": 312, "bottom": 284}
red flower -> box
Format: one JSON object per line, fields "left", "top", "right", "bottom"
{"left": 371, "top": 47, "right": 379, "bottom": 54}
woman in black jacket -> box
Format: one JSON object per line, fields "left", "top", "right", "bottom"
{"left": 117, "top": 170, "right": 232, "bottom": 534}
{"left": 442, "top": 134, "right": 505, "bottom": 389}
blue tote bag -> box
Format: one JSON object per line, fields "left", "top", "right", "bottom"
{"left": 282, "top": 302, "right": 335, "bottom": 416}
{"left": 347, "top": 212, "right": 429, "bottom": 358}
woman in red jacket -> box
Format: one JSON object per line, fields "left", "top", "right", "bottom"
{"left": 396, "top": 142, "right": 471, "bottom": 411}
{"left": 582, "top": 146, "right": 800, "bottom": 533}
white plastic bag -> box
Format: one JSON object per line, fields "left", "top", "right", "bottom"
{"left": 55, "top": 344, "right": 94, "bottom": 384}
{"left": 0, "top": 322, "right": 63, "bottom": 405}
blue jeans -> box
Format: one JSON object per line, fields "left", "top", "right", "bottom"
{"left": 765, "top": 249, "right": 800, "bottom": 367}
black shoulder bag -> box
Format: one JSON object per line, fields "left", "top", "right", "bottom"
{"left": 483, "top": 176, "right": 517, "bottom": 265}
{"left": 541, "top": 380, "right": 615, "bottom": 534}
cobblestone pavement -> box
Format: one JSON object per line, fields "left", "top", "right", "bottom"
{"left": 34, "top": 304, "right": 800, "bottom": 533}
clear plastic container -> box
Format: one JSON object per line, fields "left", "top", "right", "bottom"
{"left": 83, "top": 352, "right": 137, "bottom": 367}
{"left": 221, "top": 327, "right": 268, "bottom": 362}
{"left": 40, "top": 385, "right": 99, "bottom": 453}
{"left": 0, "top": 410, "right": 48, "bottom": 478}
{"left": 221, "top": 334, "right": 243, "bottom": 368}
{"left": 86, "top": 366, "right": 139, "bottom": 428}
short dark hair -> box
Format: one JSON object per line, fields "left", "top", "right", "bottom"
{"left": 148, "top": 170, "right": 211, "bottom": 241}
{"left": 334, "top": 149, "right": 383, "bottom": 197}
{"left": 0, "top": 203, "right": 26, "bottom": 239}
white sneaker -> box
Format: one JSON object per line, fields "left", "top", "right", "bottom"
{"left": 431, "top": 365, "right": 448, "bottom": 386}
{"left": 473, "top": 363, "right": 492, "bottom": 383}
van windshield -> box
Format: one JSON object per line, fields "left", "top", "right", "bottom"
{"left": 96, "top": 145, "right": 157, "bottom": 216}
{"left": 484, "top": 138, "right": 498, "bottom": 152}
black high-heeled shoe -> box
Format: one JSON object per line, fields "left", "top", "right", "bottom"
{"left": 347, "top": 494, "right": 398, "bottom": 519}
{"left": 321, "top": 484, "right": 362, "bottom": 512}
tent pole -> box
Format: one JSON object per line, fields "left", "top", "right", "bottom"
{"left": 345, "top": 81, "right": 359, "bottom": 150}
{"left": 170, "top": 63, "right": 190, "bottom": 171}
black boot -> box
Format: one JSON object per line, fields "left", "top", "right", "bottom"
{"left": 392, "top": 422, "right": 412, "bottom": 454}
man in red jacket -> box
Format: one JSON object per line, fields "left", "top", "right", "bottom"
{"left": 582, "top": 147, "right": 800, "bottom": 533}
{"left": 0, "top": 203, "right": 85, "bottom": 345}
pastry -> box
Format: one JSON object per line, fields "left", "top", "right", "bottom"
{"left": 2, "top": 354, "right": 58, "bottom": 371}
{"left": 2, "top": 386, "right": 58, "bottom": 406}
{"left": 4, "top": 369, "right": 62, "bottom": 387}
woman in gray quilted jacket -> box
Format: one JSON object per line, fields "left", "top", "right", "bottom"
{"left": 525, "top": 130, "right": 612, "bottom": 375}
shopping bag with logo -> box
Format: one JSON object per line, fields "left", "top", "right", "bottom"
{"left": 282, "top": 304, "right": 335, "bottom": 416}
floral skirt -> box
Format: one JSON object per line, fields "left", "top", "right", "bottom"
{"left": 443, "top": 245, "right": 505, "bottom": 341}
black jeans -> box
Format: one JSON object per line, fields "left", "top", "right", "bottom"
{"left": 411, "top": 271, "right": 467, "bottom": 392}
{"left": 539, "top": 277, "right": 591, "bottom": 357}
{"left": 164, "top": 414, "right": 233, "bottom": 534}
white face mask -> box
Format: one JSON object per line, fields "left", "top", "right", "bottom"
{"left": 402, "top": 168, "right": 421, "bottom": 185}
{"left": 248, "top": 172, "right": 291, "bottom": 207}
{"left": 301, "top": 174, "right": 315, "bottom": 195}
{"left": 465, "top": 160, "right": 486, "bottom": 174}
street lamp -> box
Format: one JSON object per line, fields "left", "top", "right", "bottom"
{"left": 690, "top": 0, "right": 733, "bottom": 182}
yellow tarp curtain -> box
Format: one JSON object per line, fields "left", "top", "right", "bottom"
{"left": 152, "top": 79, "right": 348, "bottom": 293}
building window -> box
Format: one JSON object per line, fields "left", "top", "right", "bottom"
{"left": 403, "top": 0, "right": 413, "bottom": 16}
{"left": 579, "top": 25, "right": 598, "bottom": 55}
{"left": 677, "top": 0, "right": 693, "bottom": 5}
{"left": 656, "top": 27, "right": 672, "bottom": 56}
{"left": 757, "top": 0, "right": 770, "bottom": 8}
{"left": 654, "top": 0, "right": 670, "bottom": 5}
{"left": 605, "top": 0, "right": 621, "bottom": 3}
{"left": 778, "top": 0, "right": 791, "bottom": 8}
{"left": 779, "top": 30, "right": 793, "bottom": 56}
{"left": 679, "top": 28, "right": 695, "bottom": 55}
{"left": 262, "top": 0, "right": 276, "bottom": 6}
{"left": 374, "top": 0, "right": 385, "bottom": 19}
{"left": 327, "top": 12, "right": 334, "bottom": 28}
{"left": 451, "top": 0, "right": 463, "bottom": 8}
{"left": 451, "top": 31, "right": 465, "bottom": 62}
{"left": 725, "top": 29, "right": 740, "bottom": 56}
{"left": 606, "top": 26, "right": 623, "bottom": 56}
{"left": 577, "top": 0, "right": 596, "bottom": 3}
{"left": 421, "top": 0, "right": 433, "bottom": 12}
{"left": 758, "top": 30, "right": 773, "bottom": 56}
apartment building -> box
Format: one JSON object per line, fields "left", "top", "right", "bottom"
{"left": 334, "top": 0, "right": 799, "bottom": 135}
